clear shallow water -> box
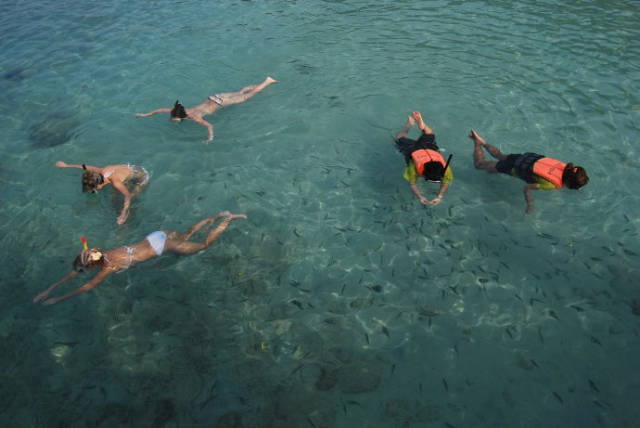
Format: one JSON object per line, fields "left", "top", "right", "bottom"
{"left": 1, "top": 0, "right": 639, "bottom": 426}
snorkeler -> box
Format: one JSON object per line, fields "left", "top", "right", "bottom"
{"left": 394, "top": 111, "right": 453, "bottom": 205}
{"left": 33, "top": 211, "right": 247, "bottom": 305}
{"left": 135, "top": 76, "right": 278, "bottom": 143}
{"left": 55, "top": 161, "right": 149, "bottom": 225}
{"left": 470, "top": 130, "right": 589, "bottom": 213}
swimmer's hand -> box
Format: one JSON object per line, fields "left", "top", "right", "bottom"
{"left": 55, "top": 161, "right": 68, "bottom": 168}
{"left": 33, "top": 290, "right": 50, "bottom": 303}
{"left": 525, "top": 203, "right": 534, "bottom": 214}
{"left": 430, "top": 196, "right": 443, "bottom": 206}
{"left": 116, "top": 213, "right": 128, "bottom": 225}
{"left": 43, "top": 297, "right": 60, "bottom": 306}
{"left": 227, "top": 213, "right": 248, "bottom": 220}
{"left": 418, "top": 196, "right": 432, "bottom": 205}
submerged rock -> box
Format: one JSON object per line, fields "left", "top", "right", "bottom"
{"left": 152, "top": 398, "right": 176, "bottom": 427}
{"left": 315, "top": 367, "right": 338, "bottom": 391}
{"left": 328, "top": 346, "right": 353, "bottom": 364}
{"left": 349, "top": 296, "right": 374, "bottom": 309}
{"left": 29, "top": 111, "right": 81, "bottom": 148}
{"left": 216, "top": 411, "right": 243, "bottom": 428}
{"left": 337, "top": 362, "right": 382, "bottom": 393}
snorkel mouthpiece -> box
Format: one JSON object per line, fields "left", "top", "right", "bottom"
{"left": 80, "top": 236, "right": 89, "bottom": 251}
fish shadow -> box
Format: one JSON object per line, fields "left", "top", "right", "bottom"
{"left": 4, "top": 67, "right": 32, "bottom": 82}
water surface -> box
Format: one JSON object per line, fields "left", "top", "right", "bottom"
{"left": 1, "top": 1, "right": 639, "bottom": 427}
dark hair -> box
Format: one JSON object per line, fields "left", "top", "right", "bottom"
{"left": 563, "top": 163, "right": 589, "bottom": 189}
{"left": 82, "top": 166, "right": 103, "bottom": 193}
{"left": 72, "top": 250, "right": 103, "bottom": 272}
{"left": 170, "top": 100, "right": 188, "bottom": 119}
{"left": 423, "top": 161, "right": 445, "bottom": 182}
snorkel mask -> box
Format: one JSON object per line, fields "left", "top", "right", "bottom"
{"left": 74, "top": 237, "right": 103, "bottom": 272}
{"left": 80, "top": 237, "right": 103, "bottom": 261}
{"left": 81, "top": 165, "right": 104, "bottom": 193}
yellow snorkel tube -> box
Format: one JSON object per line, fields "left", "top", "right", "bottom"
{"left": 80, "top": 236, "right": 103, "bottom": 262}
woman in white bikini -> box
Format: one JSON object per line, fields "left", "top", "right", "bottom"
{"left": 135, "top": 76, "right": 277, "bottom": 143}
{"left": 55, "top": 161, "right": 150, "bottom": 225}
{"left": 33, "top": 211, "right": 247, "bottom": 305}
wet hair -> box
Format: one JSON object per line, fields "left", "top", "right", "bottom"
{"left": 81, "top": 164, "right": 103, "bottom": 193}
{"left": 72, "top": 250, "right": 103, "bottom": 272}
{"left": 170, "top": 100, "right": 188, "bottom": 119}
{"left": 563, "top": 163, "right": 589, "bottom": 189}
{"left": 423, "top": 161, "right": 445, "bottom": 182}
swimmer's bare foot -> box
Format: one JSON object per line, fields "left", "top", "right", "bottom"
{"left": 265, "top": 77, "right": 278, "bottom": 84}
{"left": 217, "top": 210, "right": 232, "bottom": 218}
{"left": 469, "top": 129, "right": 486, "bottom": 145}
{"left": 412, "top": 111, "right": 429, "bottom": 132}
{"left": 33, "top": 290, "right": 50, "bottom": 303}
{"left": 227, "top": 213, "right": 247, "bottom": 220}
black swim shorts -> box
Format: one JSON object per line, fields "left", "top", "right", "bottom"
{"left": 495, "top": 154, "right": 522, "bottom": 174}
{"left": 395, "top": 132, "right": 438, "bottom": 157}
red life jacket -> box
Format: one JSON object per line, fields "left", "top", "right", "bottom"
{"left": 411, "top": 149, "right": 446, "bottom": 176}
{"left": 532, "top": 157, "right": 566, "bottom": 189}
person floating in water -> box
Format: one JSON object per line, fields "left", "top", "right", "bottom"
{"left": 394, "top": 111, "right": 453, "bottom": 205}
{"left": 33, "top": 211, "right": 247, "bottom": 305}
{"left": 470, "top": 130, "right": 589, "bottom": 213}
{"left": 56, "top": 161, "right": 150, "bottom": 225}
{"left": 135, "top": 76, "right": 278, "bottom": 143}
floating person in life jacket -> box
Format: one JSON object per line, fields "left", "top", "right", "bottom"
{"left": 32, "top": 211, "right": 247, "bottom": 305}
{"left": 394, "top": 112, "right": 453, "bottom": 205}
{"left": 470, "top": 130, "right": 589, "bottom": 213}
{"left": 55, "top": 161, "right": 150, "bottom": 225}
{"left": 135, "top": 76, "right": 277, "bottom": 144}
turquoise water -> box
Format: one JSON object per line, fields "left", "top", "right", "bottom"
{"left": 2, "top": 0, "right": 639, "bottom": 426}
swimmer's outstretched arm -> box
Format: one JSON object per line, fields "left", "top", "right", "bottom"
{"left": 429, "top": 182, "right": 450, "bottom": 206}
{"left": 111, "top": 180, "right": 133, "bottom": 225}
{"left": 42, "top": 269, "right": 113, "bottom": 305}
{"left": 410, "top": 182, "right": 431, "bottom": 205}
{"left": 523, "top": 183, "right": 538, "bottom": 213}
{"left": 33, "top": 270, "right": 78, "bottom": 303}
{"left": 191, "top": 116, "right": 214, "bottom": 142}
{"left": 55, "top": 161, "right": 101, "bottom": 173}
{"left": 135, "top": 108, "right": 171, "bottom": 117}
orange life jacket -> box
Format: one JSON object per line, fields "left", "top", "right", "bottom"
{"left": 411, "top": 149, "right": 446, "bottom": 176}
{"left": 532, "top": 157, "right": 566, "bottom": 189}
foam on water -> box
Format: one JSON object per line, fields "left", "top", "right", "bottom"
{"left": 1, "top": 0, "right": 639, "bottom": 427}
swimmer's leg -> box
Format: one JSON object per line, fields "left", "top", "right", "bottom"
{"left": 129, "top": 167, "right": 151, "bottom": 197}
{"left": 215, "top": 77, "right": 277, "bottom": 106}
{"left": 173, "top": 211, "right": 232, "bottom": 241}
{"left": 470, "top": 130, "right": 500, "bottom": 172}
{"left": 395, "top": 115, "right": 416, "bottom": 140}
{"left": 165, "top": 213, "right": 247, "bottom": 255}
